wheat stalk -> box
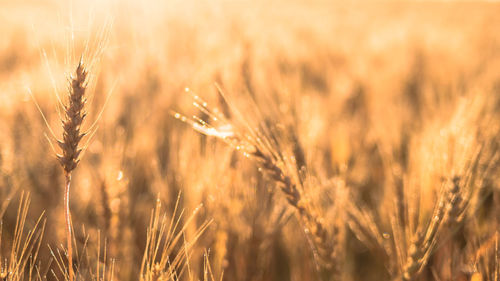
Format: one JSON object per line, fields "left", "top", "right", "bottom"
{"left": 140, "top": 195, "right": 211, "bottom": 281}
{"left": 56, "top": 61, "right": 88, "bottom": 281}
{"left": 0, "top": 192, "right": 46, "bottom": 281}
{"left": 175, "top": 89, "right": 339, "bottom": 280}
{"left": 399, "top": 176, "right": 468, "bottom": 281}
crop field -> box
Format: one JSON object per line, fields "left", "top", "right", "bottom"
{"left": 0, "top": 0, "right": 499, "bottom": 280}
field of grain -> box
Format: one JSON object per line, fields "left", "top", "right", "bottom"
{"left": 0, "top": 0, "right": 499, "bottom": 280}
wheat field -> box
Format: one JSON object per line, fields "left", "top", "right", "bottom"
{"left": 0, "top": 0, "right": 499, "bottom": 280}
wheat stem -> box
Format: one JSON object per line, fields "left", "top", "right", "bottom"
{"left": 64, "top": 173, "right": 74, "bottom": 281}
{"left": 56, "top": 61, "right": 88, "bottom": 281}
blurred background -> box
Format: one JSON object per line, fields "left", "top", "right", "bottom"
{"left": 0, "top": 0, "right": 499, "bottom": 280}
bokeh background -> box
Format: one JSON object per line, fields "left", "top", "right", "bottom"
{"left": 0, "top": 0, "right": 499, "bottom": 280}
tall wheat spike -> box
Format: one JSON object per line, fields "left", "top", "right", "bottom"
{"left": 57, "top": 61, "right": 88, "bottom": 281}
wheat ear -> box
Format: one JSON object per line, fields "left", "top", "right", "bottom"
{"left": 175, "top": 90, "right": 338, "bottom": 279}
{"left": 400, "top": 176, "right": 467, "bottom": 281}
{"left": 57, "top": 61, "right": 88, "bottom": 281}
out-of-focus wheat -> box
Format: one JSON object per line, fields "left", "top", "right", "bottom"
{"left": 175, "top": 88, "right": 340, "bottom": 280}
{"left": 140, "top": 195, "right": 211, "bottom": 281}
{"left": 0, "top": 192, "right": 45, "bottom": 281}
{"left": 1, "top": 1, "right": 500, "bottom": 280}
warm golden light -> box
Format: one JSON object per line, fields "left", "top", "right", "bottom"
{"left": 0, "top": 0, "right": 499, "bottom": 281}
